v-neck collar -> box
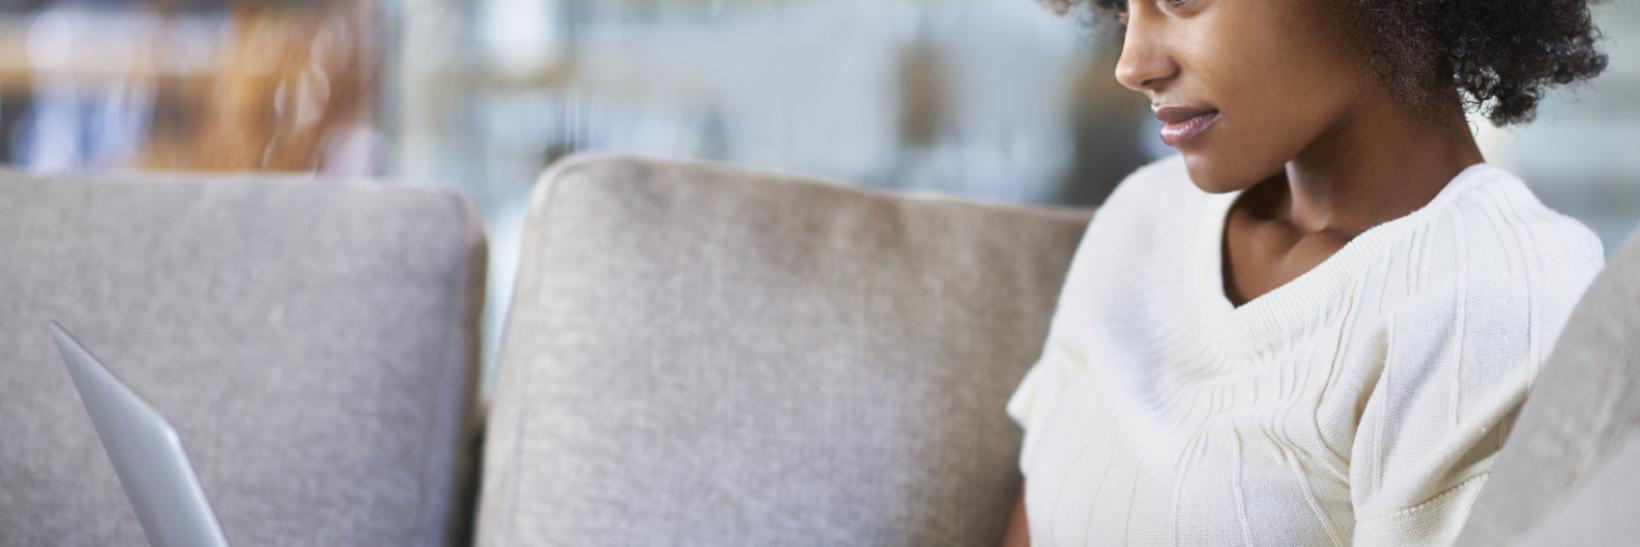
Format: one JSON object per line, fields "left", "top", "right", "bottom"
{"left": 1189, "top": 162, "right": 1500, "bottom": 345}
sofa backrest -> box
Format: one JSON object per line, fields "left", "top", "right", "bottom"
{"left": 1458, "top": 226, "right": 1640, "bottom": 545}
{"left": 474, "top": 155, "right": 1093, "bottom": 546}
{"left": 0, "top": 170, "right": 486, "bottom": 547}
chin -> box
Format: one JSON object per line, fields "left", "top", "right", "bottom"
{"left": 1179, "top": 151, "right": 1260, "bottom": 194}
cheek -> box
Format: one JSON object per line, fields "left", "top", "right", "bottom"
{"left": 1176, "top": 46, "right": 1307, "bottom": 190}
{"left": 1176, "top": 8, "right": 1362, "bottom": 191}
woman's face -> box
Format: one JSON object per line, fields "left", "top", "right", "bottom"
{"left": 1114, "top": 0, "right": 1375, "bottom": 192}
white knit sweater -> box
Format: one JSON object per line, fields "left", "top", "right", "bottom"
{"left": 1007, "top": 155, "right": 1605, "bottom": 546}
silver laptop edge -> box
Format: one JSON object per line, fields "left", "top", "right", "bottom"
{"left": 50, "top": 321, "right": 230, "bottom": 547}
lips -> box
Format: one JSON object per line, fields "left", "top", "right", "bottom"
{"left": 1153, "top": 106, "right": 1220, "bottom": 147}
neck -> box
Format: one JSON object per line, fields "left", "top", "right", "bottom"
{"left": 1274, "top": 91, "right": 1485, "bottom": 236}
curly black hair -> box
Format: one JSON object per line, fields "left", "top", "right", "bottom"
{"left": 1041, "top": 0, "right": 1609, "bottom": 126}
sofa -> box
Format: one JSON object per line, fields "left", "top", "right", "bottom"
{"left": 0, "top": 155, "right": 1635, "bottom": 546}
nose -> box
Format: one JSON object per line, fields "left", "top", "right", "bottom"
{"left": 1113, "top": 12, "right": 1178, "bottom": 93}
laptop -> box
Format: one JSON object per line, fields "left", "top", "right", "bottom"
{"left": 50, "top": 321, "right": 231, "bottom": 547}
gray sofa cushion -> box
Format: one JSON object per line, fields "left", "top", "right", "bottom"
{"left": 475, "top": 154, "right": 1093, "bottom": 546}
{"left": 0, "top": 170, "right": 486, "bottom": 547}
{"left": 1458, "top": 226, "right": 1640, "bottom": 546}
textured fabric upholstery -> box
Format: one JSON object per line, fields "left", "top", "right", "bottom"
{"left": 0, "top": 170, "right": 487, "bottom": 547}
{"left": 1516, "top": 434, "right": 1640, "bottom": 545}
{"left": 475, "top": 154, "right": 1093, "bottom": 546}
{"left": 1458, "top": 226, "right": 1640, "bottom": 546}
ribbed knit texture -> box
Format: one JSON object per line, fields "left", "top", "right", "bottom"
{"left": 1007, "top": 155, "right": 1606, "bottom": 546}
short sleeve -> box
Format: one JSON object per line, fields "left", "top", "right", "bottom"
{"left": 1349, "top": 287, "right": 1540, "bottom": 546}
{"left": 1007, "top": 326, "right": 1071, "bottom": 477}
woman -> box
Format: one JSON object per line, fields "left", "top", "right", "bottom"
{"left": 1002, "top": 0, "right": 1609, "bottom": 545}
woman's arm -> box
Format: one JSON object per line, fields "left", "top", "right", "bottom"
{"left": 1002, "top": 482, "right": 1030, "bottom": 547}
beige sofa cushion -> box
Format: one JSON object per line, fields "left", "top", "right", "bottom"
{"left": 476, "top": 155, "right": 1092, "bottom": 546}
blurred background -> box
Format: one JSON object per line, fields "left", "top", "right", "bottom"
{"left": 3, "top": 0, "right": 1636, "bottom": 384}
